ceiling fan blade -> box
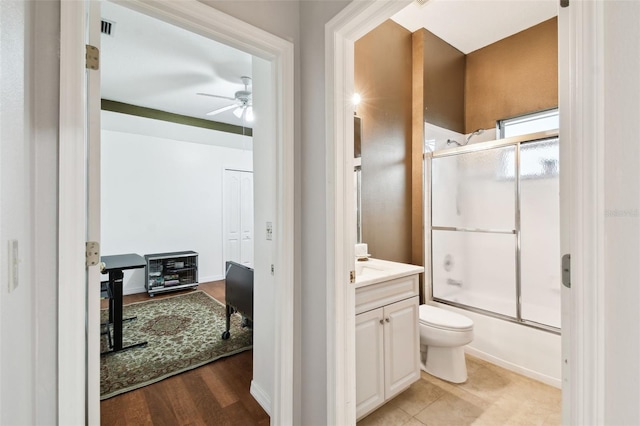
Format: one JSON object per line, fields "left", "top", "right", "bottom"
{"left": 197, "top": 92, "right": 236, "bottom": 101}
{"left": 206, "top": 103, "right": 238, "bottom": 116}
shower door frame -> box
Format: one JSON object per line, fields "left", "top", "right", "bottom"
{"left": 425, "top": 129, "right": 561, "bottom": 334}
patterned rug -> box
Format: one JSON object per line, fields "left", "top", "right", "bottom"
{"left": 100, "top": 290, "right": 252, "bottom": 400}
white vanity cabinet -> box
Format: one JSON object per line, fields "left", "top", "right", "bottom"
{"left": 355, "top": 271, "right": 421, "bottom": 420}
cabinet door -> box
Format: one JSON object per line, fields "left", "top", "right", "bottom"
{"left": 384, "top": 296, "right": 420, "bottom": 399}
{"left": 356, "top": 307, "right": 385, "bottom": 420}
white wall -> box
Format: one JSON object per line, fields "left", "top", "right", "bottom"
{"left": 203, "top": 1, "right": 350, "bottom": 423}
{"left": 0, "top": 2, "right": 34, "bottom": 423}
{"left": 603, "top": 1, "right": 640, "bottom": 423}
{"left": 298, "top": 2, "right": 352, "bottom": 424}
{"left": 101, "top": 111, "right": 252, "bottom": 294}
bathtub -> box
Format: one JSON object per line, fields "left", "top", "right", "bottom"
{"left": 431, "top": 289, "right": 562, "bottom": 388}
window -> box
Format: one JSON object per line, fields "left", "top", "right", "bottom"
{"left": 496, "top": 109, "right": 559, "bottom": 180}
{"left": 498, "top": 108, "right": 559, "bottom": 139}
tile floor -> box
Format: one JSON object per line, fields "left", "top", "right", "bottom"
{"left": 357, "top": 355, "right": 561, "bottom": 426}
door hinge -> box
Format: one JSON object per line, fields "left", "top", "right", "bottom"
{"left": 560, "top": 0, "right": 569, "bottom": 8}
{"left": 86, "top": 241, "right": 100, "bottom": 267}
{"left": 350, "top": 270, "right": 356, "bottom": 284}
{"left": 561, "top": 253, "right": 571, "bottom": 288}
{"left": 86, "top": 45, "right": 99, "bottom": 70}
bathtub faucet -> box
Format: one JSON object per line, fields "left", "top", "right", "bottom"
{"left": 446, "top": 278, "right": 463, "bottom": 287}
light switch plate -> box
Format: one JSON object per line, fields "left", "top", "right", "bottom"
{"left": 8, "top": 240, "right": 19, "bottom": 293}
{"left": 266, "top": 222, "right": 273, "bottom": 240}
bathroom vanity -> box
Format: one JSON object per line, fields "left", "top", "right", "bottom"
{"left": 355, "top": 258, "right": 424, "bottom": 420}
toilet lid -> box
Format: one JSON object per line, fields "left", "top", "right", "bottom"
{"left": 419, "top": 304, "right": 473, "bottom": 331}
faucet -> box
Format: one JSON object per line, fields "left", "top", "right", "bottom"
{"left": 446, "top": 278, "right": 463, "bottom": 287}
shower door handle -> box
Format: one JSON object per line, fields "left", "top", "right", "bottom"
{"left": 562, "top": 254, "right": 571, "bottom": 288}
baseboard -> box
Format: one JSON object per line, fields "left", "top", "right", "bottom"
{"left": 464, "top": 346, "right": 562, "bottom": 389}
{"left": 250, "top": 380, "right": 272, "bottom": 416}
{"left": 199, "top": 274, "right": 224, "bottom": 283}
{"left": 123, "top": 286, "right": 147, "bottom": 296}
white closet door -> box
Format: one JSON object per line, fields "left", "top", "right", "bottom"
{"left": 224, "top": 169, "right": 254, "bottom": 267}
{"left": 224, "top": 171, "right": 242, "bottom": 264}
{"left": 239, "top": 171, "right": 254, "bottom": 266}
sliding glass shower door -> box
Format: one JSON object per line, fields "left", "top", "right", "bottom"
{"left": 519, "top": 139, "right": 561, "bottom": 328}
{"left": 429, "top": 136, "right": 560, "bottom": 330}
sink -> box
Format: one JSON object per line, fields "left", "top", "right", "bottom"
{"left": 355, "top": 261, "right": 385, "bottom": 276}
{"left": 354, "top": 258, "right": 424, "bottom": 287}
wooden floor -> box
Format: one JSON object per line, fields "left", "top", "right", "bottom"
{"left": 100, "top": 281, "right": 269, "bottom": 426}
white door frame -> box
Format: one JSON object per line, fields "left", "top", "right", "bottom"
{"left": 326, "top": 1, "right": 605, "bottom": 425}
{"left": 325, "top": 1, "right": 411, "bottom": 423}
{"left": 59, "top": 1, "right": 295, "bottom": 424}
{"left": 559, "top": 1, "right": 606, "bottom": 423}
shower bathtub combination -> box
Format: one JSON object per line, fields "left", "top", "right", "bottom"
{"left": 425, "top": 128, "right": 562, "bottom": 387}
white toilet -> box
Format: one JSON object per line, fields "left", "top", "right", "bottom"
{"left": 419, "top": 304, "right": 474, "bottom": 383}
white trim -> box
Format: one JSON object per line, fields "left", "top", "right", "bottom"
{"left": 250, "top": 380, "right": 273, "bottom": 416}
{"left": 58, "top": 2, "right": 88, "bottom": 424}
{"left": 270, "top": 39, "right": 295, "bottom": 425}
{"left": 198, "top": 274, "right": 226, "bottom": 284}
{"left": 563, "top": 1, "right": 606, "bottom": 424}
{"left": 86, "top": 1, "right": 102, "bottom": 422}
{"left": 59, "top": 1, "right": 295, "bottom": 423}
{"left": 558, "top": 1, "right": 572, "bottom": 422}
{"left": 464, "top": 347, "right": 561, "bottom": 389}
{"left": 325, "top": 1, "right": 411, "bottom": 424}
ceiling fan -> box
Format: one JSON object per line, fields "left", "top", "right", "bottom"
{"left": 197, "top": 76, "right": 253, "bottom": 122}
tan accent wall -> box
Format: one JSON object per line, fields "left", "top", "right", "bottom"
{"left": 465, "top": 18, "right": 558, "bottom": 132}
{"left": 355, "top": 20, "right": 413, "bottom": 263}
{"left": 418, "top": 29, "right": 466, "bottom": 133}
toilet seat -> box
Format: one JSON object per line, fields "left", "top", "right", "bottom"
{"left": 419, "top": 304, "right": 473, "bottom": 332}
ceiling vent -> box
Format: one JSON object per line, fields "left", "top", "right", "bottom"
{"left": 414, "top": 0, "right": 429, "bottom": 6}
{"left": 101, "top": 19, "right": 115, "bottom": 36}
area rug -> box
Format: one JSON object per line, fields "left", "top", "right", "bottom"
{"left": 100, "top": 290, "right": 252, "bottom": 400}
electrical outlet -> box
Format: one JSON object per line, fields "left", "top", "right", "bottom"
{"left": 266, "top": 222, "right": 273, "bottom": 240}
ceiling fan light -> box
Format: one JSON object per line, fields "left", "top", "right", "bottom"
{"left": 232, "top": 107, "right": 243, "bottom": 119}
{"left": 245, "top": 106, "right": 254, "bottom": 122}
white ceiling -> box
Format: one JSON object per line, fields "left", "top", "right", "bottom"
{"left": 101, "top": 1, "right": 557, "bottom": 128}
{"left": 100, "top": 1, "right": 253, "bottom": 128}
{"left": 391, "top": 0, "right": 558, "bottom": 54}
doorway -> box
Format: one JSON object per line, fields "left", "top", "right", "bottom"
{"left": 325, "top": 0, "right": 601, "bottom": 424}
{"left": 58, "top": 1, "right": 294, "bottom": 424}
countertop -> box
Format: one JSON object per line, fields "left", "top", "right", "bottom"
{"left": 354, "top": 258, "right": 424, "bottom": 288}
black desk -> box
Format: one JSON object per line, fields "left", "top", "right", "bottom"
{"left": 101, "top": 254, "right": 147, "bottom": 355}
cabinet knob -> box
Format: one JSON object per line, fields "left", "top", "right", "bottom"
{"left": 385, "top": 318, "right": 390, "bottom": 323}
{"left": 379, "top": 319, "right": 384, "bottom": 325}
